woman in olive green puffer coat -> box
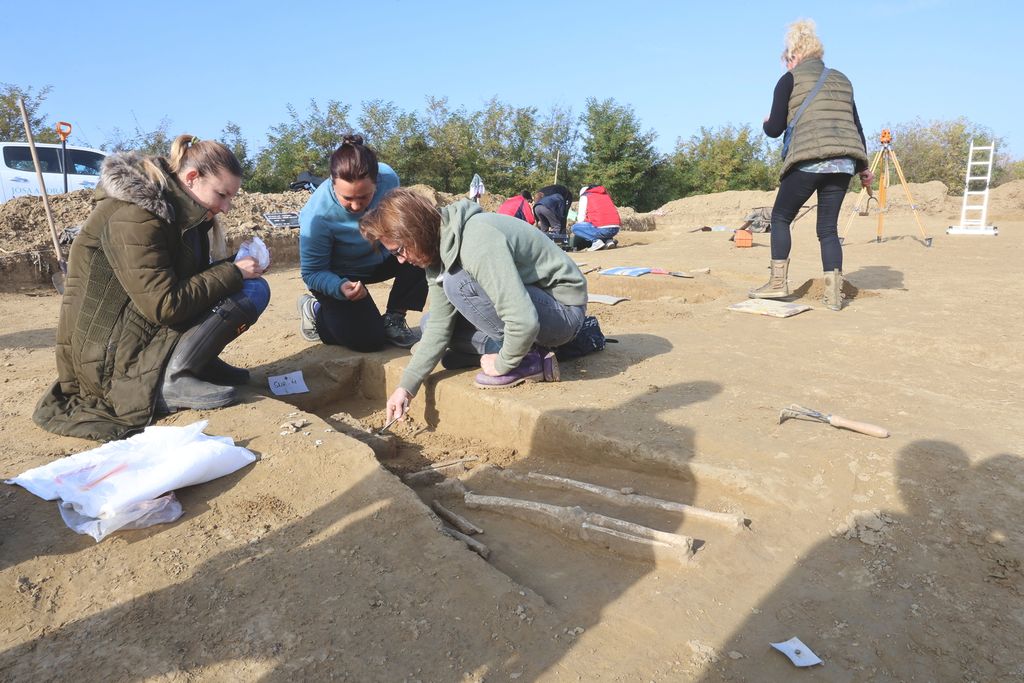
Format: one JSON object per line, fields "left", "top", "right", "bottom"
{"left": 33, "top": 135, "right": 270, "bottom": 442}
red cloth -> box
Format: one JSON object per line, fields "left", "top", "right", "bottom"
{"left": 581, "top": 186, "right": 620, "bottom": 227}
{"left": 497, "top": 196, "right": 535, "bottom": 224}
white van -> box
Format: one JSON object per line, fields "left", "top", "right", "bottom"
{"left": 0, "top": 142, "right": 107, "bottom": 203}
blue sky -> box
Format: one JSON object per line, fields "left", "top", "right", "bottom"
{"left": 7, "top": 0, "right": 1022, "bottom": 160}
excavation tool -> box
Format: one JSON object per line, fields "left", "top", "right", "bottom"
{"left": 56, "top": 121, "right": 72, "bottom": 192}
{"left": 842, "top": 129, "right": 932, "bottom": 246}
{"left": 649, "top": 268, "right": 694, "bottom": 278}
{"left": 376, "top": 413, "right": 403, "bottom": 436}
{"left": 779, "top": 404, "right": 889, "bottom": 438}
{"left": 18, "top": 98, "right": 66, "bottom": 294}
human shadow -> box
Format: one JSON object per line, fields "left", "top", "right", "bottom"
{"left": 845, "top": 265, "right": 906, "bottom": 291}
{"left": 0, "top": 328, "right": 57, "bottom": 350}
{"left": 697, "top": 439, "right": 1023, "bottom": 681}
{"left": 0, "top": 466, "right": 565, "bottom": 681}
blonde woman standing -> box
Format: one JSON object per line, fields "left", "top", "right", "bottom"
{"left": 34, "top": 135, "right": 270, "bottom": 441}
{"left": 751, "top": 19, "right": 873, "bottom": 310}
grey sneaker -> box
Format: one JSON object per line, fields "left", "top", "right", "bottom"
{"left": 382, "top": 312, "right": 421, "bottom": 348}
{"left": 297, "top": 294, "right": 320, "bottom": 342}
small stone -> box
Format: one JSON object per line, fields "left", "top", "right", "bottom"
{"left": 728, "top": 651, "right": 744, "bottom": 660}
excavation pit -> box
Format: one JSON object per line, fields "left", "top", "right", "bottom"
{"left": 263, "top": 350, "right": 756, "bottom": 607}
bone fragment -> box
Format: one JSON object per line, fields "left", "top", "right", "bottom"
{"left": 441, "top": 526, "right": 490, "bottom": 559}
{"left": 515, "top": 471, "right": 747, "bottom": 531}
{"left": 463, "top": 492, "right": 694, "bottom": 566}
{"left": 431, "top": 500, "right": 483, "bottom": 535}
{"left": 402, "top": 456, "right": 479, "bottom": 482}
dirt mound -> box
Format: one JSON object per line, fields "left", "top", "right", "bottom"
{"left": 218, "top": 189, "right": 310, "bottom": 239}
{"left": 990, "top": 179, "right": 1024, "bottom": 219}
{"left": 617, "top": 206, "right": 657, "bottom": 232}
{"left": 0, "top": 190, "right": 96, "bottom": 254}
{"left": 655, "top": 181, "right": 968, "bottom": 228}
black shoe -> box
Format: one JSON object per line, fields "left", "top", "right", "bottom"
{"left": 382, "top": 313, "right": 421, "bottom": 348}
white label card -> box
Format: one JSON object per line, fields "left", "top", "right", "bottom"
{"left": 268, "top": 371, "right": 309, "bottom": 396}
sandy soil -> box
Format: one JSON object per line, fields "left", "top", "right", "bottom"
{"left": 0, "top": 185, "right": 1021, "bottom": 682}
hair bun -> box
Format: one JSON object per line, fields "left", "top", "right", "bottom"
{"left": 342, "top": 133, "right": 365, "bottom": 147}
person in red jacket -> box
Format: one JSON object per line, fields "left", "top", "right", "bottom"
{"left": 497, "top": 191, "right": 535, "bottom": 224}
{"left": 571, "top": 185, "right": 621, "bottom": 251}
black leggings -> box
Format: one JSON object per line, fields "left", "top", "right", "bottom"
{"left": 313, "top": 257, "right": 427, "bottom": 352}
{"left": 771, "top": 170, "right": 852, "bottom": 272}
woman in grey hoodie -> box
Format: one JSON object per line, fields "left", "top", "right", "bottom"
{"left": 359, "top": 188, "right": 588, "bottom": 421}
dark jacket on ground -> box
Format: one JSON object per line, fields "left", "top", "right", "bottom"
{"left": 763, "top": 58, "right": 869, "bottom": 178}
{"left": 33, "top": 153, "right": 243, "bottom": 441}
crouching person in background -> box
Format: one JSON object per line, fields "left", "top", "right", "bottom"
{"left": 572, "top": 184, "right": 621, "bottom": 251}
{"left": 358, "top": 189, "right": 588, "bottom": 422}
{"left": 34, "top": 135, "right": 270, "bottom": 442}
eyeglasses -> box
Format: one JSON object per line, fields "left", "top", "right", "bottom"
{"left": 393, "top": 243, "right": 407, "bottom": 257}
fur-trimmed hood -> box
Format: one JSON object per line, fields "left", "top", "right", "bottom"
{"left": 96, "top": 152, "right": 228, "bottom": 258}
{"left": 97, "top": 152, "right": 177, "bottom": 223}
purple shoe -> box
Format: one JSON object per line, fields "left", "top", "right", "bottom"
{"left": 474, "top": 350, "right": 559, "bottom": 389}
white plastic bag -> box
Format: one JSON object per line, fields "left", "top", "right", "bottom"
{"left": 7, "top": 421, "right": 256, "bottom": 538}
{"left": 235, "top": 234, "right": 270, "bottom": 270}
{"left": 59, "top": 493, "right": 183, "bottom": 542}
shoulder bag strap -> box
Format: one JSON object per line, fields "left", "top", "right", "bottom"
{"left": 790, "top": 68, "right": 831, "bottom": 128}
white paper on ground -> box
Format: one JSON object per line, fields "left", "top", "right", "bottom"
{"left": 6, "top": 420, "right": 256, "bottom": 520}
{"left": 268, "top": 370, "right": 309, "bottom": 395}
{"left": 770, "top": 637, "right": 823, "bottom": 667}
{"left": 588, "top": 293, "right": 630, "bottom": 305}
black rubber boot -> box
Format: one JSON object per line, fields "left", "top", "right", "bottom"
{"left": 158, "top": 296, "right": 257, "bottom": 412}
{"left": 199, "top": 357, "right": 250, "bottom": 386}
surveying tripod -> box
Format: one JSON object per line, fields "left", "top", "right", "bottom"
{"left": 841, "top": 130, "right": 932, "bottom": 247}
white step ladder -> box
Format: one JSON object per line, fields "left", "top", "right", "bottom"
{"left": 947, "top": 141, "right": 998, "bottom": 236}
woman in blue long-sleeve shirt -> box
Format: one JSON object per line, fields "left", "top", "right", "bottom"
{"left": 296, "top": 135, "right": 426, "bottom": 349}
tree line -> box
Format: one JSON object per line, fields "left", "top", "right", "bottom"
{"left": 3, "top": 82, "right": 1021, "bottom": 211}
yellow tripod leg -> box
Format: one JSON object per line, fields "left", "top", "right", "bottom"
{"left": 889, "top": 150, "right": 932, "bottom": 245}
{"left": 877, "top": 154, "right": 889, "bottom": 242}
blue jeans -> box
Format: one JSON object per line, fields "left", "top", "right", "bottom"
{"left": 238, "top": 277, "right": 271, "bottom": 316}
{"left": 423, "top": 266, "right": 586, "bottom": 355}
{"left": 571, "top": 222, "right": 619, "bottom": 249}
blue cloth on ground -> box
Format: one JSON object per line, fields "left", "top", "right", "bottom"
{"left": 599, "top": 267, "right": 651, "bottom": 277}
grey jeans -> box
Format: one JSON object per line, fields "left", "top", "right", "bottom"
{"left": 425, "top": 266, "right": 586, "bottom": 355}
